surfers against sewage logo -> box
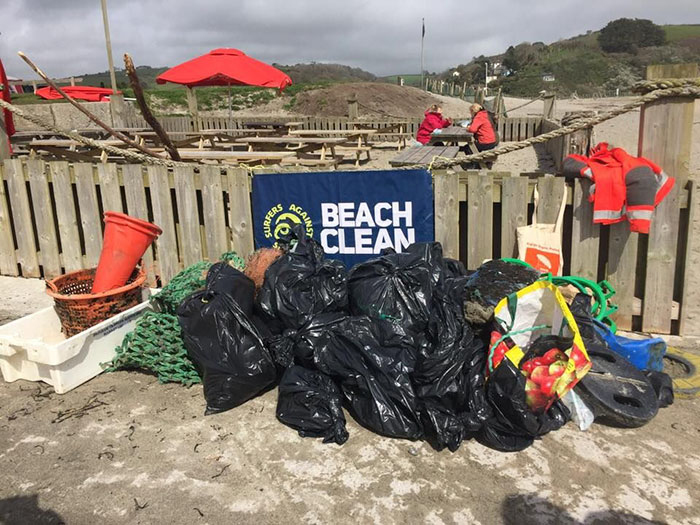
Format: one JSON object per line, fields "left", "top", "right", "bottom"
{"left": 263, "top": 201, "right": 414, "bottom": 254}
{"left": 263, "top": 203, "right": 314, "bottom": 245}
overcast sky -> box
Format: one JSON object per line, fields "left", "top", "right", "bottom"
{"left": 1, "top": 0, "right": 698, "bottom": 79}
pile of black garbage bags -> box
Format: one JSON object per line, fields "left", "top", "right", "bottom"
{"left": 177, "top": 226, "right": 670, "bottom": 453}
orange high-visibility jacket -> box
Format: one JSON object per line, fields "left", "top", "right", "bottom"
{"left": 563, "top": 143, "right": 674, "bottom": 234}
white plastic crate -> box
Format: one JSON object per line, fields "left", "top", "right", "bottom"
{"left": 0, "top": 291, "right": 154, "bottom": 393}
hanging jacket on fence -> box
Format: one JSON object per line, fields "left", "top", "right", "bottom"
{"left": 416, "top": 111, "right": 451, "bottom": 145}
{"left": 562, "top": 143, "right": 674, "bottom": 234}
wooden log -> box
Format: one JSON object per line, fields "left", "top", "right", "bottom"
{"left": 226, "top": 167, "right": 254, "bottom": 258}
{"left": 543, "top": 94, "right": 556, "bottom": 120}
{"left": 199, "top": 165, "right": 228, "bottom": 261}
{"left": 49, "top": 161, "right": 82, "bottom": 272}
{"left": 501, "top": 175, "right": 528, "bottom": 258}
{"left": 122, "top": 164, "right": 156, "bottom": 285}
{"left": 467, "top": 172, "right": 493, "bottom": 268}
{"left": 570, "top": 179, "right": 600, "bottom": 280}
{"left": 26, "top": 159, "right": 61, "bottom": 277}
{"left": 97, "top": 162, "right": 123, "bottom": 212}
{"left": 73, "top": 163, "right": 103, "bottom": 268}
{"left": 0, "top": 112, "right": 9, "bottom": 161}
{"left": 5, "top": 159, "right": 40, "bottom": 277}
{"left": 0, "top": 161, "right": 18, "bottom": 275}
{"left": 173, "top": 165, "right": 203, "bottom": 266}
{"left": 148, "top": 165, "right": 180, "bottom": 283}
{"left": 639, "top": 64, "right": 695, "bottom": 333}
{"left": 433, "top": 170, "right": 460, "bottom": 260}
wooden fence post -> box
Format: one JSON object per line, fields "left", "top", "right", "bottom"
{"left": 640, "top": 63, "right": 696, "bottom": 333}
{"left": 433, "top": 170, "right": 459, "bottom": 260}
{"left": 347, "top": 97, "right": 359, "bottom": 120}
{"left": 543, "top": 94, "right": 556, "bottom": 120}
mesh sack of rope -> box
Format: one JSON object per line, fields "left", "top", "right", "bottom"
{"left": 107, "top": 311, "right": 201, "bottom": 385}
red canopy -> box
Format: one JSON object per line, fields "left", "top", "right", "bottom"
{"left": 0, "top": 59, "right": 16, "bottom": 136}
{"left": 35, "top": 86, "right": 120, "bottom": 102}
{"left": 156, "top": 48, "right": 292, "bottom": 91}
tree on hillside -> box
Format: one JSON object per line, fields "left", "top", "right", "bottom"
{"left": 598, "top": 18, "right": 666, "bottom": 53}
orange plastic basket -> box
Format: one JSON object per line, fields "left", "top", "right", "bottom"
{"left": 46, "top": 267, "right": 146, "bottom": 337}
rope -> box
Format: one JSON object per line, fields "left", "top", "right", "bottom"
{"left": 418, "top": 84, "right": 700, "bottom": 170}
{"left": 0, "top": 98, "right": 190, "bottom": 168}
{"left": 632, "top": 78, "right": 700, "bottom": 94}
{"left": 506, "top": 95, "right": 544, "bottom": 113}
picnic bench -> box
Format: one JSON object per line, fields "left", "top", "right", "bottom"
{"left": 289, "top": 129, "right": 376, "bottom": 165}
{"left": 351, "top": 121, "right": 412, "bottom": 150}
{"left": 428, "top": 126, "right": 488, "bottom": 168}
{"left": 233, "top": 136, "right": 348, "bottom": 162}
{"left": 176, "top": 149, "right": 295, "bottom": 165}
{"left": 389, "top": 145, "right": 459, "bottom": 167}
{"left": 28, "top": 139, "right": 129, "bottom": 163}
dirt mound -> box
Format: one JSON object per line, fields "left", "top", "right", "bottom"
{"left": 292, "top": 82, "right": 472, "bottom": 118}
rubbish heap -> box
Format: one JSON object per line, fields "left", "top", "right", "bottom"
{"left": 131, "top": 225, "right": 672, "bottom": 453}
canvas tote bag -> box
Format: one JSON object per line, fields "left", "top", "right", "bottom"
{"left": 517, "top": 185, "right": 567, "bottom": 276}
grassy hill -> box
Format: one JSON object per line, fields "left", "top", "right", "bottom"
{"left": 436, "top": 23, "right": 700, "bottom": 98}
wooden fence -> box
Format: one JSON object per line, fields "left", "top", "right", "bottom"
{"left": 1, "top": 158, "right": 696, "bottom": 335}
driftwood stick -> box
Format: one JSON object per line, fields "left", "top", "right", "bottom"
{"left": 17, "top": 51, "right": 163, "bottom": 159}
{"left": 124, "top": 53, "right": 181, "bottom": 161}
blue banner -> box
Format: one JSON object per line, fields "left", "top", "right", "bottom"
{"left": 252, "top": 169, "right": 434, "bottom": 268}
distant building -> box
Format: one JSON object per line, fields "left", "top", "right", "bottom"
{"left": 542, "top": 73, "right": 556, "bottom": 82}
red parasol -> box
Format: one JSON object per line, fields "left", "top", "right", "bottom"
{"left": 0, "top": 59, "right": 16, "bottom": 136}
{"left": 156, "top": 48, "right": 292, "bottom": 90}
{"left": 35, "top": 86, "right": 120, "bottom": 102}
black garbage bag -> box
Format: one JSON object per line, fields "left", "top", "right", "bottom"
{"left": 276, "top": 366, "right": 349, "bottom": 445}
{"left": 413, "top": 276, "right": 489, "bottom": 451}
{"left": 267, "top": 312, "right": 348, "bottom": 369}
{"left": 464, "top": 260, "right": 540, "bottom": 325}
{"left": 314, "top": 316, "right": 423, "bottom": 440}
{"left": 347, "top": 247, "right": 435, "bottom": 334}
{"left": 257, "top": 224, "right": 348, "bottom": 331}
{"left": 178, "top": 263, "right": 277, "bottom": 415}
{"left": 480, "top": 359, "right": 570, "bottom": 452}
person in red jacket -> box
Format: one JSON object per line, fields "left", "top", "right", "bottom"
{"left": 416, "top": 105, "right": 451, "bottom": 145}
{"left": 466, "top": 103, "right": 498, "bottom": 151}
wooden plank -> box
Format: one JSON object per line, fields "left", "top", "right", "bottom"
{"left": 639, "top": 102, "right": 692, "bottom": 333}
{"left": 73, "top": 162, "right": 103, "bottom": 268}
{"left": 148, "top": 165, "right": 180, "bottom": 283}
{"left": 535, "top": 176, "right": 566, "bottom": 224}
{"left": 639, "top": 64, "right": 694, "bottom": 333}
{"left": 5, "top": 159, "right": 40, "bottom": 277}
{"left": 433, "top": 170, "right": 459, "bottom": 260}
{"left": 199, "top": 165, "right": 228, "bottom": 261}
{"left": 227, "top": 167, "right": 254, "bottom": 258}
{"left": 467, "top": 172, "right": 493, "bottom": 269}
{"left": 0, "top": 162, "right": 18, "bottom": 275}
{"left": 173, "top": 165, "right": 203, "bottom": 266}
{"left": 501, "top": 175, "right": 528, "bottom": 258}
{"left": 26, "top": 159, "right": 61, "bottom": 278}
{"left": 49, "top": 161, "right": 82, "bottom": 272}
{"left": 570, "top": 179, "right": 600, "bottom": 280}
{"left": 680, "top": 180, "right": 700, "bottom": 335}
{"left": 122, "top": 164, "right": 156, "bottom": 284}
{"left": 608, "top": 223, "right": 638, "bottom": 331}
{"left": 97, "top": 163, "right": 123, "bottom": 213}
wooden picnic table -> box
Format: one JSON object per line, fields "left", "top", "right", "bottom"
{"left": 28, "top": 138, "right": 131, "bottom": 163}
{"left": 428, "top": 126, "right": 474, "bottom": 145}
{"left": 389, "top": 145, "right": 459, "bottom": 167}
{"left": 242, "top": 121, "right": 303, "bottom": 131}
{"left": 176, "top": 149, "right": 295, "bottom": 165}
{"left": 234, "top": 136, "right": 348, "bottom": 161}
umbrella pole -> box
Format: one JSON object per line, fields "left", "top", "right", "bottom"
{"left": 228, "top": 83, "right": 232, "bottom": 129}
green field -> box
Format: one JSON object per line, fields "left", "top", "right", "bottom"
{"left": 380, "top": 74, "right": 422, "bottom": 87}
{"left": 663, "top": 24, "right": 700, "bottom": 42}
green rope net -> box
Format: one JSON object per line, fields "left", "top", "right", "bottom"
{"left": 107, "top": 252, "right": 246, "bottom": 384}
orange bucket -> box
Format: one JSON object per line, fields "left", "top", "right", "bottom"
{"left": 91, "top": 212, "right": 162, "bottom": 293}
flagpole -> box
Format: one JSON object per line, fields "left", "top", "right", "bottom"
{"left": 420, "top": 18, "right": 425, "bottom": 91}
